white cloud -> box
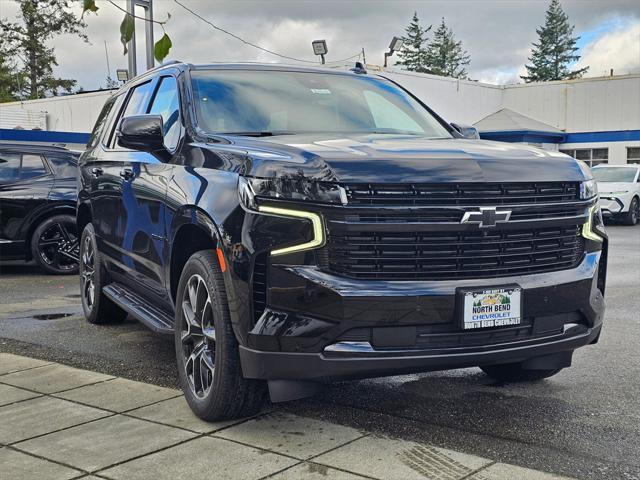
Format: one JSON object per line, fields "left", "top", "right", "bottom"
{"left": 576, "top": 21, "right": 640, "bottom": 76}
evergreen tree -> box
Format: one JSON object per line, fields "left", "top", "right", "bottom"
{"left": 424, "top": 18, "right": 470, "bottom": 79}
{"left": 0, "top": 0, "right": 87, "bottom": 100}
{"left": 521, "top": 0, "right": 588, "bottom": 82}
{"left": 0, "top": 45, "right": 24, "bottom": 102}
{"left": 395, "top": 12, "right": 431, "bottom": 73}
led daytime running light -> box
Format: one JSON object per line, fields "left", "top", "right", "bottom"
{"left": 582, "top": 203, "right": 603, "bottom": 242}
{"left": 257, "top": 205, "right": 325, "bottom": 256}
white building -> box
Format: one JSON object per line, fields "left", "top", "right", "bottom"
{"left": 1, "top": 69, "right": 639, "bottom": 164}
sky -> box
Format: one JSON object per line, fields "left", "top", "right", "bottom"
{"left": 1, "top": 0, "right": 639, "bottom": 90}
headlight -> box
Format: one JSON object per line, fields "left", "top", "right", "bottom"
{"left": 240, "top": 176, "right": 347, "bottom": 205}
{"left": 580, "top": 180, "right": 598, "bottom": 200}
{"left": 239, "top": 177, "right": 326, "bottom": 256}
{"left": 582, "top": 203, "right": 605, "bottom": 242}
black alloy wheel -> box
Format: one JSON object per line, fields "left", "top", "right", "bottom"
{"left": 179, "top": 273, "right": 217, "bottom": 399}
{"left": 31, "top": 214, "right": 79, "bottom": 274}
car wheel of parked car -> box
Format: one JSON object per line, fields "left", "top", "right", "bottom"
{"left": 31, "top": 214, "right": 79, "bottom": 275}
{"left": 175, "top": 250, "right": 266, "bottom": 421}
{"left": 623, "top": 197, "right": 639, "bottom": 225}
{"left": 481, "top": 363, "right": 562, "bottom": 382}
{"left": 79, "top": 223, "right": 127, "bottom": 324}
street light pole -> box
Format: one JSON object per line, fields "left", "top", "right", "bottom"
{"left": 125, "top": 0, "right": 155, "bottom": 78}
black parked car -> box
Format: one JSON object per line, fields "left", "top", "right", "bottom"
{"left": 0, "top": 143, "right": 79, "bottom": 274}
{"left": 78, "top": 63, "right": 607, "bottom": 421}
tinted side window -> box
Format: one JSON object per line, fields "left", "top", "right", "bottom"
{"left": 122, "top": 80, "right": 155, "bottom": 117}
{"left": 46, "top": 156, "right": 77, "bottom": 178}
{"left": 149, "top": 76, "right": 181, "bottom": 151}
{"left": 87, "top": 95, "right": 117, "bottom": 151}
{"left": 20, "top": 155, "right": 47, "bottom": 179}
{"left": 0, "top": 153, "right": 20, "bottom": 182}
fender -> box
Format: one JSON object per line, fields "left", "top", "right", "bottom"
{"left": 167, "top": 204, "right": 250, "bottom": 345}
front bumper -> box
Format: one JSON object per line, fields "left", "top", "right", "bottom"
{"left": 599, "top": 194, "right": 632, "bottom": 215}
{"left": 240, "top": 251, "right": 606, "bottom": 381}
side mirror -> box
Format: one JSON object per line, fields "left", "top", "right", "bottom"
{"left": 117, "top": 115, "right": 165, "bottom": 152}
{"left": 451, "top": 123, "right": 479, "bottom": 140}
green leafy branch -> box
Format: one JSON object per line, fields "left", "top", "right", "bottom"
{"left": 82, "top": 0, "right": 173, "bottom": 62}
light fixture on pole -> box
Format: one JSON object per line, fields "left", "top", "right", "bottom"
{"left": 116, "top": 69, "right": 130, "bottom": 82}
{"left": 384, "top": 36, "right": 403, "bottom": 68}
{"left": 312, "top": 40, "right": 328, "bottom": 65}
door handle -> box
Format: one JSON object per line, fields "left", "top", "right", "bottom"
{"left": 90, "top": 167, "right": 104, "bottom": 177}
{"left": 119, "top": 167, "right": 135, "bottom": 180}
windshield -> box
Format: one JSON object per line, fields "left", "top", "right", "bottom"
{"left": 592, "top": 167, "right": 638, "bottom": 183}
{"left": 190, "top": 69, "right": 452, "bottom": 138}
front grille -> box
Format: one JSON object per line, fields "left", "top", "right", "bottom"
{"left": 345, "top": 182, "right": 579, "bottom": 206}
{"left": 325, "top": 225, "right": 584, "bottom": 280}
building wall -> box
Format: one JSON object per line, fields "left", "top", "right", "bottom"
{"left": 0, "top": 90, "right": 114, "bottom": 133}
{"left": 501, "top": 75, "right": 640, "bottom": 132}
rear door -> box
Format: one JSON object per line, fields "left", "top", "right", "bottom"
{"left": 0, "top": 150, "right": 52, "bottom": 259}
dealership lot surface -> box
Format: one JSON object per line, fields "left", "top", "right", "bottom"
{"left": 1, "top": 225, "right": 638, "bottom": 479}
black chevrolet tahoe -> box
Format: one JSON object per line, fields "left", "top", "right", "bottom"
{"left": 78, "top": 63, "right": 607, "bottom": 421}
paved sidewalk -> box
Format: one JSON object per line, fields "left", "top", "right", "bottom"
{"left": 0, "top": 353, "right": 574, "bottom": 480}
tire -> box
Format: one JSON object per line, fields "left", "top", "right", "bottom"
{"left": 481, "top": 363, "right": 562, "bottom": 382}
{"left": 622, "top": 197, "right": 639, "bottom": 226}
{"left": 175, "top": 250, "right": 266, "bottom": 421}
{"left": 31, "top": 214, "right": 79, "bottom": 275}
{"left": 79, "top": 223, "right": 127, "bottom": 325}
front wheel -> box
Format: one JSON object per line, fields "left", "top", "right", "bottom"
{"left": 622, "top": 197, "right": 639, "bottom": 226}
{"left": 175, "top": 250, "right": 266, "bottom": 421}
{"left": 481, "top": 363, "right": 562, "bottom": 382}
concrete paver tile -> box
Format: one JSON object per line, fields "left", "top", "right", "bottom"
{"left": 55, "top": 377, "right": 180, "bottom": 412}
{"left": 0, "top": 447, "right": 82, "bottom": 480}
{"left": 270, "top": 462, "right": 370, "bottom": 479}
{"left": 101, "top": 436, "right": 297, "bottom": 480}
{"left": 314, "top": 435, "right": 492, "bottom": 480}
{"left": 0, "top": 383, "right": 40, "bottom": 407}
{"left": 0, "top": 363, "right": 113, "bottom": 394}
{"left": 15, "top": 414, "right": 196, "bottom": 472}
{"left": 127, "top": 395, "right": 239, "bottom": 433}
{"left": 0, "top": 353, "right": 51, "bottom": 375}
{"left": 215, "top": 411, "right": 363, "bottom": 460}
{"left": 0, "top": 396, "right": 109, "bottom": 444}
{"left": 468, "top": 462, "right": 575, "bottom": 480}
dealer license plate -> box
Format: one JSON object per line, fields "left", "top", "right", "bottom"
{"left": 462, "top": 287, "right": 522, "bottom": 330}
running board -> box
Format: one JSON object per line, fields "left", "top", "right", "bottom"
{"left": 102, "top": 283, "right": 174, "bottom": 335}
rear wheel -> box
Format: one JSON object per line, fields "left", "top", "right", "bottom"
{"left": 175, "top": 250, "right": 266, "bottom": 421}
{"left": 80, "top": 223, "right": 127, "bottom": 325}
{"left": 481, "top": 363, "right": 562, "bottom": 382}
{"left": 622, "top": 197, "right": 639, "bottom": 225}
{"left": 31, "top": 214, "right": 79, "bottom": 275}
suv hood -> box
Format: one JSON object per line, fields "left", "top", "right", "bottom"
{"left": 207, "top": 134, "right": 588, "bottom": 183}
{"left": 596, "top": 181, "right": 634, "bottom": 193}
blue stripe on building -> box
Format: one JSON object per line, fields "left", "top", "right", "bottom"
{"left": 0, "top": 129, "right": 90, "bottom": 144}
{"left": 479, "top": 129, "right": 640, "bottom": 144}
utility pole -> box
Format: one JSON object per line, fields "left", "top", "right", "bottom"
{"left": 126, "top": 0, "right": 155, "bottom": 78}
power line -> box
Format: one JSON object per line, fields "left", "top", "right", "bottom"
{"left": 172, "top": 0, "right": 361, "bottom": 65}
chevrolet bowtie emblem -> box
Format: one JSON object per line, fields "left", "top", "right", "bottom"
{"left": 461, "top": 207, "right": 512, "bottom": 228}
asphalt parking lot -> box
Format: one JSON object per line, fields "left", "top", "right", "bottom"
{"left": 1, "top": 224, "right": 639, "bottom": 480}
